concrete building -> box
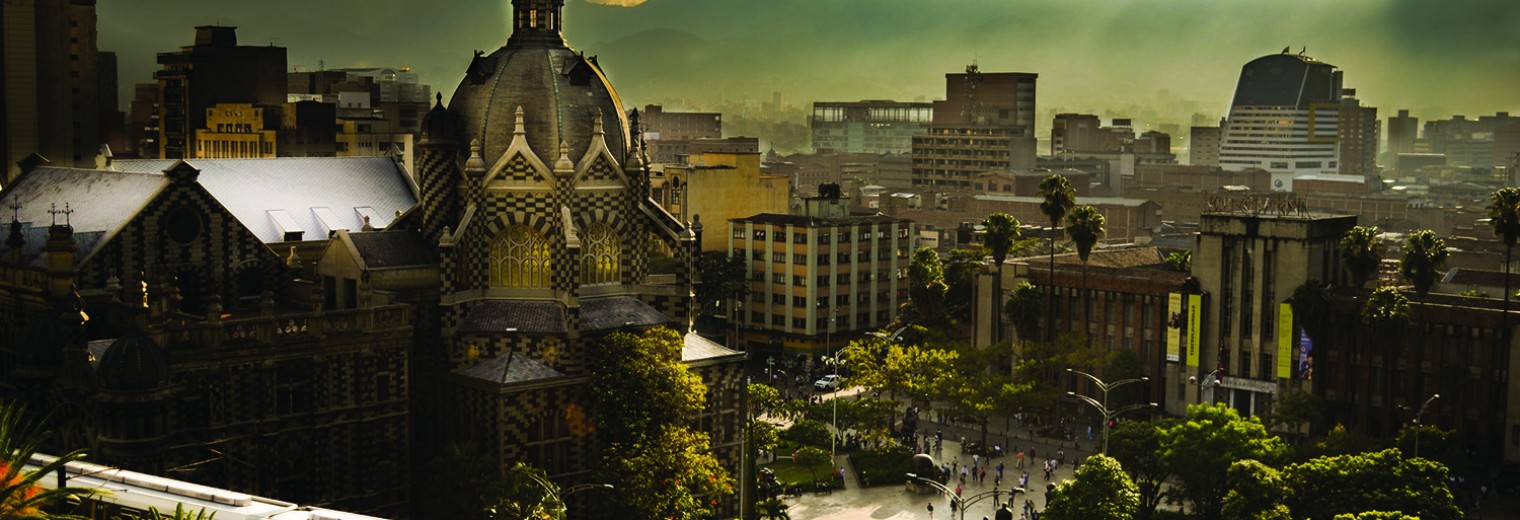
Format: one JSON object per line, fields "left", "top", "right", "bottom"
{"left": 1386, "top": 109, "right": 1419, "bottom": 164}
{"left": 642, "top": 104, "right": 722, "bottom": 141}
{"left": 1189, "top": 126, "right": 1222, "bottom": 166}
{"left": 1189, "top": 210, "right": 1357, "bottom": 418}
{"left": 648, "top": 136, "right": 758, "bottom": 165}
{"left": 2, "top": 0, "right": 108, "bottom": 183}
{"left": 1337, "top": 90, "right": 1380, "bottom": 180}
{"left": 1219, "top": 51, "right": 1344, "bottom": 191}
{"left": 193, "top": 103, "right": 279, "bottom": 158}
{"left": 810, "top": 100, "right": 932, "bottom": 154}
{"left": 153, "top": 26, "right": 286, "bottom": 159}
{"left": 729, "top": 192, "right": 915, "bottom": 357}
{"left": 1051, "top": 113, "right": 1101, "bottom": 155}
{"left": 911, "top": 65, "right": 1039, "bottom": 188}
{"left": 128, "top": 83, "right": 161, "bottom": 159}
{"left": 653, "top": 151, "right": 791, "bottom": 251}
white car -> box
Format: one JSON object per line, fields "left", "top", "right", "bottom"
{"left": 814, "top": 374, "right": 843, "bottom": 391}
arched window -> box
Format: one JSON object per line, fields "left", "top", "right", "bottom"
{"left": 581, "top": 223, "right": 620, "bottom": 285}
{"left": 490, "top": 226, "right": 551, "bottom": 288}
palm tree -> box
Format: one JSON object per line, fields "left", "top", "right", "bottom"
{"left": 756, "top": 497, "right": 791, "bottom": 519}
{"left": 1487, "top": 187, "right": 1520, "bottom": 348}
{"left": 1400, "top": 230, "right": 1449, "bottom": 296}
{"left": 1038, "top": 174, "right": 1076, "bottom": 342}
{"left": 0, "top": 402, "right": 92, "bottom": 519}
{"left": 982, "top": 213, "right": 1021, "bottom": 343}
{"left": 1362, "top": 286, "right": 1411, "bottom": 430}
{"left": 1064, "top": 205, "right": 1107, "bottom": 342}
{"left": 1337, "top": 226, "right": 1383, "bottom": 290}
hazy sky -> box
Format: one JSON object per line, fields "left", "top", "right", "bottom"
{"left": 99, "top": 0, "right": 1519, "bottom": 127}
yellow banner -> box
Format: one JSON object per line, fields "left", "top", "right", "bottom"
{"left": 1186, "top": 294, "right": 1202, "bottom": 367}
{"left": 1166, "top": 293, "right": 1182, "bottom": 362}
{"left": 1277, "top": 303, "right": 1293, "bottom": 379}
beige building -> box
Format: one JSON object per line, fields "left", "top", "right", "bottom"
{"left": 729, "top": 194, "right": 915, "bottom": 356}
{"left": 652, "top": 151, "right": 790, "bottom": 251}
{"left": 194, "top": 103, "right": 278, "bottom": 158}
{"left": 1189, "top": 126, "right": 1221, "bottom": 166}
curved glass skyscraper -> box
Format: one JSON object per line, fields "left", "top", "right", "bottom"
{"left": 1219, "top": 51, "right": 1344, "bottom": 191}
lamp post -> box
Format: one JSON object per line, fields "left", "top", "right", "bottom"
{"left": 825, "top": 341, "right": 862, "bottom": 462}
{"left": 1189, "top": 368, "right": 1223, "bottom": 405}
{"left": 1066, "top": 368, "right": 1153, "bottom": 454}
{"left": 502, "top": 471, "right": 612, "bottom": 520}
{"left": 1412, "top": 393, "right": 1440, "bottom": 459}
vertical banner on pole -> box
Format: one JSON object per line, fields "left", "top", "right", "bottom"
{"left": 1186, "top": 294, "right": 1202, "bottom": 367}
{"left": 1166, "top": 293, "right": 1182, "bottom": 362}
{"left": 1277, "top": 303, "right": 1294, "bottom": 379}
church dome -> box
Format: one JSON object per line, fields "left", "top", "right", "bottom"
{"left": 449, "top": 0, "right": 629, "bottom": 166}
{"left": 97, "top": 334, "right": 169, "bottom": 392}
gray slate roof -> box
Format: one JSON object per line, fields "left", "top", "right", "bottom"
{"left": 458, "top": 301, "right": 567, "bottom": 335}
{"left": 0, "top": 167, "right": 169, "bottom": 265}
{"left": 113, "top": 157, "right": 417, "bottom": 244}
{"left": 579, "top": 296, "right": 673, "bottom": 333}
{"left": 682, "top": 332, "right": 742, "bottom": 362}
{"left": 457, "top": 351, "right": 564, "bottom": 384}
{"left": 348, "top": 231, "right": 433, "bottom": 268}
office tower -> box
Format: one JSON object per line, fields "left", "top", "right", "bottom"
{"left": 1386, "top": 109, "right": 1419, "bottom": 162}
{"left": 911, "top": 65, "right": 1039, "bottom": 188}
{"left": 1337, "top": 89, "right": 1379, "bottom": 180}
{"left": 810, "top": 100, "right": 932, "bottom": 154}
{"left": 154, "top": 26, "right": 286, "bottom": 159}
{"left": 1218, "top": 50, "right": 1343, "bottom": 191}
{"left": 1051, "top": 113, "right": 1101, "bottom": 155}
{"left": 2, "top": 0, "right": 104, "bottom": 184}
{"left": 1189, "top": 126, "right": 1222, "bottom": 166}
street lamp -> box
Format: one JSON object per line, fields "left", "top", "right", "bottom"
{"left": 1412, "top": 393, "right": 1440, "bottom": 459}
{"left": 1066, "top": 368, "right": 1154, "bottom": 454}
{"left": 495, "top": 471, "right": 612, "bottom": 520}
{"left": 1188, "top": 368, "right": 1223, "bottom": 405}
{"left": 824, "top": 342, "right": 863, "bottom": 462}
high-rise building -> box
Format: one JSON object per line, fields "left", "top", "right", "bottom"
{"left": 2, "top": 0, "right": 105, "bottom": 183}
{"left": 1336, "top": 90, "right": 1379, "bottom": 180}
{"left": 910, "top": 65, "right": 1039, "bottom": 188}
{"left": 1051, "top": 113, "right": 1101, "bottom": 155}
{"left": 127, "top": 83, "right": 161, "bottom": 159}
{"left": 1386, "top": 109, "right": 1419, "bottom": 163}
{"left": 642, "top": 104, "right": 722, "bottom": 141}
{"left": 154, "top": 26, "right": 286, "bottom": 159}
{"left": 1218, "top": 51, "right": 1344, "bottom": 191}
{"left": 809, "top": 100, "right": 932, "bottom": 154}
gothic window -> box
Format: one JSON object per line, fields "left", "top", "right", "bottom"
{"left": 581, "top": 223, "right": 620, "bottom": 284}
{"left": 489, "top": 226, "right": 551, "bottom": 288}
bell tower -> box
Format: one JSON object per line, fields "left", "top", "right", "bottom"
{"left": 509, "top": 0, "right": 566, "bottom": 44}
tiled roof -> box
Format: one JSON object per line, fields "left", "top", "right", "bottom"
{"left": 1036, "top": 246, "right": 1167, "bottom": 269}
{"left": 579, "top": 296, "right": 672, "bottom": 333}
{"left": 113, "top": 157, "right": 417, "bottom": 244}
{"left": 458, "top": 301, "right": 567, "bottom": 334}
{"left": 682, "top": 332, "right": 742, "bottom": 362}
{"left": 457, "top": 351, "right": 564, "bottom": 384}
{"left": 348, "top": 230, "right": 433, "bottom": 268}
{"left": 0, "top": 167, "right": 168, "bottom": 265}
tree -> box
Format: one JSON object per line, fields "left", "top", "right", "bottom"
{"left": 1284, "top": 448, "right": 1461, "bottom": 520}
{"left": 145, "top": 504, "right": 217, "bottom": 520}
{"left": 421, "top": 443, "right": 513, "bottom": 520}
{"left": 1064, "top": 204, "right": 1107, "bottom": 340}
{"left": 791, "top": 446, "right": 832, "bottom": 484}
{"left": 1266, "top": 389, "right": 1324, "bottom": 439}
{"left": 1043, "top": 454, "right": 1140, "bottom": 520}
{"left": 756, "top": 497, "right": 791, "bottom": 520}
{"left": 1399, "top": 230, "right": 1448, "bottom": 296}
{"left": 1221, "top": 460, "right": 1291, "bottom": 520}
{"left": 944, "top": 247, "right": 987, "bottom": 330}
{"left": 1486, "top": 187, "right": 1520, "bottom": 349}
{"left": 1393, "top": 424, "right": 1451, "bottom": 463}
{"left": 1362, "top": 287, "right": 1410, "bottom": 328}
{"left": 950, "top": 342, "right": 1030, "bottom": 447}
{"left": 1305, "top": 424, "right": 1386, "bottom": 459}
{"left": 1038, "top": 174, "right": 1076, "bottom": 341}
{"left": 1005, "top": 281, "right": 1042, "bottom": 344}
{"left": 0, "top": 402, "right": 92, "bottom": 520}
{"left": 983, "top": 213, "right": 1022, "bottom": 342}
{"left": 696, "top": 251, "right": 751, "bottom": 326}
{"left": 588, "top": 328, "right": 732, "bottom": 518}
{"left": 1338, "top": 226, "right": 1383, "bottom": 290}
{"left": 747, "top": 383, "right": 781, "bottom": 418}
{"left": 1331, "top": 513, "right": 1420, "bottom": 520}
{"left": 780, "top": 420, "right": 832, "bottom": 448}
{"left": 902, "top": 248, "right": 949, "bottom": 325}
{"left": 1290, "top": 280, "right": 1335, "bottom": 347}
{"left": 1164, "top": 249, "right": 1192, "bottom": 273}
{"left": 1160, "top": 403, "right": 1288, "bottom": 520}
{"left": 487, "top": 462, "right": 566, "bottom": 520}
{"left": 1108, "top": 419, "right": 1177, "bottom": 520}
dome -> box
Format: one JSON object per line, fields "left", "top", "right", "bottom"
{"left": 448, "top": 0, "right": 629, "bottom": 167}
{"left": 420, "top": 93, "right": 463, "bottom": 144}
{"left": 97, "top": 334, "right": 169, "bottom": 392}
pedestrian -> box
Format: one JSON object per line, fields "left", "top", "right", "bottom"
{"left": 1029, "top": 447, "right": 1036, "bottom": 460}
{"left": 979, "top": 466, "right": 987, "bottom": 484}
{"left": 1016, "top": 451, "right": 1024, "bottom": 468}
{"left": 997, "top": 461, "right": 1005, "bottom": 478}
{"left": 974, "top": 453, "right": 980, "bottom": 468}
{"left": 955, "top": 484, "right": 963, "bottom": 497}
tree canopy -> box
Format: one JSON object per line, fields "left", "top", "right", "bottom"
{"left": 1399, "top": 230, "right": 1448, "bottom": 295}
{"left": 1338, "top": 226, "right": 1383, "bottom": 290}
{"left": 1160, "top": 403, "right": 1288, "bottom": 520}
{"left": 1043, "top": 454, "right": 1140, "bottom": 520}
{"left": 1283, "top": 448, "right": 1461, "bottom": 520}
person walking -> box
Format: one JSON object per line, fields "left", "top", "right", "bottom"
{"left": 1016, "top": 451, "right": 1024, "bottom": 468}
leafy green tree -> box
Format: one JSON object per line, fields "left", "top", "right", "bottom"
{"left": 1160, "top": 403, "right": 1288, "bottom": 520}
{"left": 791, "top": 446, "right": 832, "bottom": 484}
{"left": 1164, "top": 249, "right": 1192, "bottom": 272}
{"left": 696, "top": 251, "right": 750, "bottom": 318}
{"left": 1399, "top": 230, "right": 1448, "bottom": 296}
{"left": 1487, "top": 187, "right": 1520, "bottom": 345}
{"left": 1284, "top": 448, "right": 1461, "bottom": 520}
{"left": 1012, "top": 333, "right": 1097, "bottom": 415}
{"left": 1331, "top": 513, "right": 1420, "bottom": 520}
{"left": 487, "top": 462, "right": 566, "bottom": 520}
{"left": 421, "top": 443, "right": 512, "bottom": 520}
{"left": 1038, "top": 174, "right": 1077, "bottom": 341}
{"left": 950, "top": 342, "right": 1030, "bottom": 447}
{"left": 0, "top": 402, "right": 93, "bottom": 520}
{"left": 1103, "top": 347, "right": 1147, "bottom": 407}
{"left": 1266, "top": 389, "right": 1324, "bottom": 440}
{"left": 1043, "top": 454, "right": 1140, "bottom": 520}
{"left": 1107, "top": 419, "right": 1177, "bottom": 520}
{"left": 1393, "top": 424, "right": 1451, "bottom": 463}
{"left": 1461, "top": 288, "right": 1490, "bottom": 298}
{"left": 944, "top": 247, "right": 987, "bottom": 330}
{"left": 1221, "top": 460, "right": 1291, "bottom": 520}
{"left": 1005, "top": 281, "right": 1042, "bottom": 343}
{"left": 1305, "top": 424, "right": 1386, "bottom": 459}
{"left": 780, "top": 420, "right": 832, "bottom": 448}
{"left": 1338, "top": 226, "right": 1383, "bottom": 290}
{"left": 756, "top": 497, "right": 791, "bottom": 520}
{"left": 1065, "top": 205, "right": 1107, "bottom": 334}
{"left": 1290, "top": 280, "right": 1335, "bottom": 348}
{"left": 902, "top": 247, "right": 949, "bottom": 325}
{"left": 604, "top": 426, "right": 733, "bottom": 520}
{"left": 750, "top": 421, "right": 779, "bottom": 455}
{"left": 983, "top": 213, "right": 1022, "bottom": 342}
{"left": 1361, "top": 287, "right": 1410, "bottom": 404}
{"left": 747, "top": 383, "right": 781, "bottom": 418}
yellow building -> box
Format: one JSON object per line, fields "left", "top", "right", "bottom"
{"left": 653, "top": 151, "right": 790, "bottom": 251}
{"left": 194, "top": 103, "right": 278, "bottom": 158}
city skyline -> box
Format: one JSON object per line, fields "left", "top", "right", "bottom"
{"left": 98, "top": 0, "right": 1519, "bottom": 128}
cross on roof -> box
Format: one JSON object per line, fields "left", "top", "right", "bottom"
{"left": 47, "top": 203, "right": 73, "bottom": 226}
{"left": 8, "top": 200, "right": 18, "bottom": 222}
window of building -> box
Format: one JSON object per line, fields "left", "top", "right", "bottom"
{"left": 837, "top": 274, "right": 850, "bottom": 285}
{"left": 794, "top": 296, "right": 807, "bottom": 307}
{"left": 772, "top": 294, "right": 785, "bottom": 304}
{"left": 819, "top": 233, "right": 831, "bottom": 244}
{"left": 836, "top": 294, "right": 849, "bottom": 305}
{"left": 581, "top": 224, "right": 621, "bottom": 284}
{"left": 838, "top": 252, "right": 850, "bottom": 264}
{"left": 792, "top": 317, "right": 806, "bottom": 329}
{"left": 752, "top": 311, "right": 764, "bottom": 323}
{"left": 751, "top": 291, "right": 764, "bottom": 302}
{"left": 773, "top": 231, "right": 786, "bottom": 242}
{"left": 795, "top": 233, "right": 808, "bottom": 244}
{"left": 818, "top": 254, "right": 831, "bottom": 265}
{"left": 773, "top": 252, "right": 786, "bottom": 263}
{"left": 794, "top": 275, "right": 806, "bottom": 286}
{"left": 816, "top": 296, "right": 830, "bottom": 308}
{"left": 772, "top": 315, "right": 785, "bottom": 326}
{"left": 752, "top": 250, "right": 764, "bottom": 261}
{"left": 794, "top": 254, "right": 807, "bottom": 264}
{"left": 858, "top": 251, "right": 871, "bottom": 262}
{"left": 772, "top": 273, "right": 785, "bottom": 284}
{"left": 860, "top": 231, "right": 871, "bottom": 242}
{"left": 490, "top": 226, "right": 552, "bottom": 288}
{"left": 817, "top": 275, "right": 830, "bottom": 287}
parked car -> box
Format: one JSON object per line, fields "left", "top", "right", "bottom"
{"left": 814, "top": 374, "right": 843, "bottom": 391}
